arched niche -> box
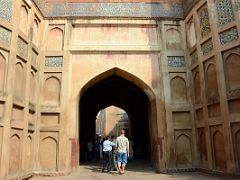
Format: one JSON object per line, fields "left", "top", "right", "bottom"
{"left": 166, "top": 28, "right": 181, "bottom": 50}
{"left": 43, "top": 76, "right": 61, "bottom": 106}
{"left": 30, "top": 71, "right": 36, "bottom": 103}
{"left": 225, "top": 53, "right": 240, "bottom": 91}
{"left": 19, "top": 5, "right": 29, "bottom": 35}
{"left": 205, "top": 63, "right": 219, "bottom": 98}
{"left": 170, "top": 76, "right": 187, "bottom": 104}
{"left": 9, "top": 134, "right": 21, "bottom": 175}
{"left": 176, "top": 134, "right": 192, "bottom": 168}
{"left": 33, "top": 19, "right": 39, "bottom": 46}
{"left": 213, "top": 130, "right": 226, "bottom": 170}
{"left": 199, "top": 132, "right": 207, "bottom": 164}
{"left": 14, "top": 62, "right": 25, "bottom": 99}
{"left": 40, "top": 137, "right": 57, "bottom": 171}
{"left": 0, "top": 53, "right": 6, "bottom": 92}
{"left": 235, "top": 130, "right": 240, "bottom": 169}
{"left": 193, "top": 71, "right": 201, "bottom": 103}
{"left": 47, "top": 27, "right": 64, "bottom": 51}
{"left": 187, "top": 20, "right": 196, "bottom": 48}
{"left": 26, "top": 135, "right": 33, "bottom": 170}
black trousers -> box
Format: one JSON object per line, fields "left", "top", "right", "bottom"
{"left": 102, "top": 151, "right": 112, "bottom": 170}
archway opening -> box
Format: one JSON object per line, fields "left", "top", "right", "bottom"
{"left": 79, "top": 71, "right": 156, "bottom": 167}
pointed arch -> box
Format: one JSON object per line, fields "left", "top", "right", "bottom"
{"left": 166, "top": 28, "right": 181, "bottom": 50}
{"left": 40, "top": 136, "right": 58, "bottom": 171}
{"left": 79, "top": 67, "right": 159, "bottom": 166}
{"left": 0, "top": 53, "right": 6, "bottom": 91}
{"left": 19, "top": 5, "right": 29, "bottom": 35}
{"left": 33, "top": 19, "right": 39, "bottom": 45}
{"left": 47, "top": 27, "right": 64, "bottom": 51}
{"left": 26, "top": 135, "right": 33, "bottom": 170}
{"left": 235, "top": 130, "right": 240, "bottom": 169}
{"left": 213, "top": 130, "right": 226, "bottom": 170}
{"left": 224, "top": 53, "right": 240, "bottom": 91}
{"left": 79, "top": 67, "right": 156, "bottom": 102}
{"left": 14, "top": 62, "right": 25, "bottom": 99}
{"left": 187, "top": 20, "right": 196, "bottom": 48}
{"left": 30, "top": 70, "right": 36, "bottom": 103}
{"left": 43, "top": 76, "right": 61, "bottom": 106}
{"left": 176, "top": 134, "right": 192, "bottom": 168}
{"left": 199, "top": 132, "right": 207, "bottom": 163}
{"left": 205, "top": 63, "right": 219, "bottom": 98}
{"left": 193, "top": 71, "right": 201, "bottom": 103}
{"left": 170, "top": 76, "right": 187, "bottom": 104}
{"left": 9, "top": 134, "right": 21, "bottom": 175}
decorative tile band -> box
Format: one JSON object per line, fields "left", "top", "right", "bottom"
{"left": 32, "top": 1, "right": 183, "bottom": 18}
{"left": 168, "top": 56, "right": 186, "bottom": 67}
{"left": 45, "top": 57, "right": 63, "bottom": 67}
{"left": 190, "top": 50, "right": 198, "bottom": 65}
{"left": 201, "top": 39, "right": 213, "bottom": 55}
{"left": 17, "top": 37, "right": 28, "bottom": 59}
{"left": 0, "top": 26, "right": 11, "bottom": 45}
{"left": 0, "top": 0, "right": 13, "bottom": 21}
{"left": 219, "top": 27, "right": 239, "bottom": 45}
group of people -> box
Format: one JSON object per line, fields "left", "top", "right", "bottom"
{"left": 102, "top": 129, "right": 130, "bottom": 174}
{"left": 82, "top": 129, "right": 133, "bottom": 174}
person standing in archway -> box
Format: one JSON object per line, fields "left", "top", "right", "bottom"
{"left": 102, "top": 136, "right": 115, "bottom": 172}
{"left": 116, "top": 129, "right": 129, "bottom": 174}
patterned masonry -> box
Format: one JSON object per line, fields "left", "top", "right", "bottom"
{"left": 215, "top": 0, "right": 234, "bottom": 26}
{"left": 219, "top": 27, "right": 239, "bottom": 45}
{"left": 45, "top": 57, "right": 63, "bottom": 67}
{"left": 168, "top": 56, "right": 186, "bottom": 67}
{"left": 0, "top": 26, "right": 12, "bottom": 45}
{"left": 190, "top": 50, "right": 198, "bottom": 65}
{"left": 17, "top": 37, "right": 28, "bottom": 59}
{"left": 32, "top": 0, "right": 183, "bottom": 18}
{"left": 201, "top": 39, "right": 213, "bottom": 55}
{"left": 0, "top": 0, "right": 13, "bottom": 21}
{"left": 198, "top": 5, "right": 211, "bottom": 37}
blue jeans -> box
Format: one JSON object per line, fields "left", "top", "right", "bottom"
{"left": 117, "top": 152, "right": 128, "bottom": 165}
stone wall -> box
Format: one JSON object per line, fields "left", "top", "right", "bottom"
{"left": 0, "top": 0, "right": 240, "bottom": 179}
{"left": 185, "top": 0, "right": 240, "bottom": 175}
{"left": 0, "top": 0, "right": 44, "bottom": 179}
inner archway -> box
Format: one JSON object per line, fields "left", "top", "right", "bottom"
{"left": 79, "top": 68, "right": 157, "bottom": 166}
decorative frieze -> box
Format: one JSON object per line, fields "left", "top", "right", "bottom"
{"left": 45, "top": 57, "right": 63, "bottom": 67}
{"left": 215, "top": 0, "right": 234, "bottom": 26}
{"left": 17, "top": 37, "right": 28, "bottom": 59}
{"left": 168, "top": 56, "right": 186, "bottom": 67}
{"left": 201, "top": 39, "right": 213, "bottom": 55}
{"left": 32, "top": 0, "right": 183, "bottom": 18}
{"left": 0, "top": 0, "right": 13, "bottom": 21}
{"left": 0, "top": 26, "right": 11, "bottom": 45}
{"left": 219, "top": 27, "right": 239, "bottom": 45}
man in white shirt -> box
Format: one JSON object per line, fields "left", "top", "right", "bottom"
{"left": 102, "top": 136, "right": 115, "bottom": 172}
{"left": 116, "top": 129, "right": 129, "bottom": 174}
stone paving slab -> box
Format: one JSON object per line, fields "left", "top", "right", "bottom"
{"left": 31, "top": 161, "right": 221, "bottom": 180}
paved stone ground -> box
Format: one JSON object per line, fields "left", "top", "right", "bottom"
{"left": 31, "top": 161, "right": 221, "bottom": 180}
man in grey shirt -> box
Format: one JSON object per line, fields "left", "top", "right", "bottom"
{"left": 116, "top": 129, "right": 129, "bottom": 174}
